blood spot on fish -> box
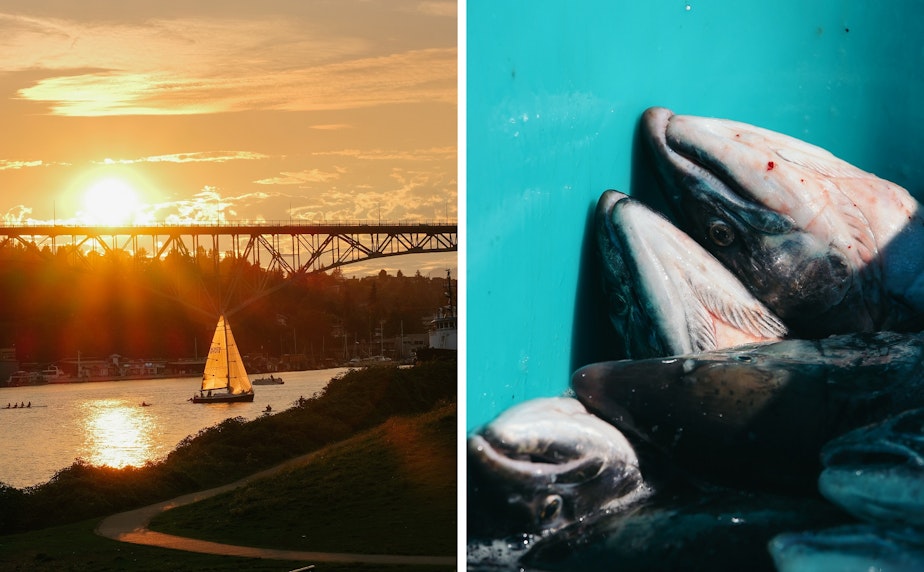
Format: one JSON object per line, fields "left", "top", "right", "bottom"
{"left": 767, "top": 161, "right": 775, "bottom": 171}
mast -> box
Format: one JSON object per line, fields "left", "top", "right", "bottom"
{"left": 444, "top": 269, "right": 454, "bottom": 316}
{"left": 223, "top": 316, "right": 231, "bottom": 391}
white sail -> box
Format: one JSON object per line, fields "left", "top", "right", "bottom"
{"left": 201, "top": 315, "right": 253, "bottom": 394}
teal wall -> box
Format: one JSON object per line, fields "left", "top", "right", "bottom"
{"left": 466, "top": 1, "right": 924, "bottom": 431}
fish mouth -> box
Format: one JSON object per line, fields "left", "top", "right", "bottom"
{"left": 467, "top": 398, "right": 634, "bottom": 487}
{"left": 769, "top": 526, "right": 894, "bottom": 566}
{"left": 468, "top": 433, "right": 606, "bottom": 484}
{"left": 817, "top": 409, "right": 924, "bottom": 520}
{"left": 642, "top": 106, "right": 795, "bottom": 233}
{"left": 595, "top": 189, "right": 786, "bottom": 355}
{"left": 467, "top": 398, "right": 649, "bottom": 537}
{"left": 571, "top": 358, "right": 682, "bottom": 444}
{"left": 821, "top": 409, "right": 924, "bottom": 472}
{"left": 595, "top": 190, "right": 675, "bottom": 357}
{"left": 822, "top": 442, "right": 915, "bottom": 472}
{"left": 818, "top": 437, "right": 924, "bottom": 524}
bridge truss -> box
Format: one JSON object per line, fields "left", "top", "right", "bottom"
{"left": 0, "top": 221, "right": 457, "bottom": 315}
{"left": 0, "top": 221, "right": 458, "bottom": 275}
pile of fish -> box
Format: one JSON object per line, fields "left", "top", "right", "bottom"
{"left": 468, "top": 107, "right": 924, "bottom": 571}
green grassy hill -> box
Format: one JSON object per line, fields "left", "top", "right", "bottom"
{"left": 150, "top": 403, "right": 456, "bottom": 555}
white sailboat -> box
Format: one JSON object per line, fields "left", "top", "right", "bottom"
{"left": 191, "top": 315, "right": 255, "bottom": 404}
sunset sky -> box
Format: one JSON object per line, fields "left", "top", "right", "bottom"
{"left": 0, "top": 0, "right": 457, "bottom": 276}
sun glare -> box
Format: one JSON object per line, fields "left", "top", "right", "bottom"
{"left": 82, "top": 400, "right": 155, "bottom": 469}
{"left": 81, "top": 177, "right": 143, "bottom": 225}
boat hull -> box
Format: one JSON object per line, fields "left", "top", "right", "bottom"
{"left": 191, "top": 391, "right": 255, "bottom": 404}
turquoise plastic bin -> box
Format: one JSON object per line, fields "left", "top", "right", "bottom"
{"left": 466, "top": 1, "right": 924, "bottom": 431}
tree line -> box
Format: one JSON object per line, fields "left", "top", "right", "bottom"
{"left": 0, "top": 242, "right": 455, "bottom": 365}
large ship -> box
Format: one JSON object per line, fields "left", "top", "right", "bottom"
{"left": 419, "top": 270, "right": 457, "bottom": 361}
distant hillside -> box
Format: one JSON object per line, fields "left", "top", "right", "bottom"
{"left": 0, "top": 244, "right": 455, "bottom": 364}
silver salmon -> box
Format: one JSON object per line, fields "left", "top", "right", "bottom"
{"left": 819, "top": 407, "right": 924, "bottom": 527}
{"left": 467, "top": 397, "right": 652, "bottom": 539}
{"left": 642, "top": 106, "right": 924, "bottom": 337}
{"left": 572, "top": 331, "right": 924, "bottom": 490}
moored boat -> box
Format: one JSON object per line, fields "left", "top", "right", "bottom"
{"left": 253, "top": 374, "right": 284, "bottom": 385}
{"left": 7, "top": 371, "right": 44, "bottom": 387}
{"left": 417, "top": 269, "right": 457, "bottom": 362}
{"left": 191, "top": 315, "right": 255, "bottom": 404}
{"left": 42, "top": 365, "right": 69, "bottom": 383}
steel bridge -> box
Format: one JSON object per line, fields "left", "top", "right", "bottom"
{"left": 0, "top": 220, "right": 458, "bottom": 275}
{"left": 0, "top": 220, "right": 458, "bottom": 316}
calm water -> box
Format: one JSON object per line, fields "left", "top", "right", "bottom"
{"left": 0, "top": 368, "right": 348, "bottom": 489}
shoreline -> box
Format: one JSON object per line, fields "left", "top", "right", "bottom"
{"left": 48, "top": 373, "right": 200, "bottom": 384}
{"left": 2, "top": 366, "right": 351, "bottom": 388}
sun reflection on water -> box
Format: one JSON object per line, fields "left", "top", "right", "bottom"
{"left": 81, "top": 399, "right": 156, "bottom": 468}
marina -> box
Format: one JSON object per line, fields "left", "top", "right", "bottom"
{"left": 0, "top": 367, "right": 348, "bottom": 489}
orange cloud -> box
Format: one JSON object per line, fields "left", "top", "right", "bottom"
{"left": 95, "top": 151, "right": 268, "bottom": 165}
{"left": 312, "top": 146, "right": 456, "bottom": 161}
{"left": 254, "top": 168, "right": 344, "bottom": 186}
{"left": 0, "top": 159, "right": 47, "bottom": 170}
{"left": 5, "top": 12, "right": 456, "bottom": 116}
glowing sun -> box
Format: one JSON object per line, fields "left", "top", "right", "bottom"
{"left": 81, "top": 177, "right": 143, "bottom": 225}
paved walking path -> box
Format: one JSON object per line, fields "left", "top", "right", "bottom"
{"left": 95, "top": 452, "right": 457, "bottom": 567}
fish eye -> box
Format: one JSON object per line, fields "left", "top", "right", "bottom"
{"left": 707, "top": 219, "right": 735, "bottom": 247}
{"left": 608, "top": 291, "right": 628, "bottom": 316}
{"left": 539, "top": 494, "right": 563, "bottom": 523}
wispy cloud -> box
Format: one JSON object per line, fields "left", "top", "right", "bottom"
{"left": 3, "top": 12, "right": 456, "bottom": 116}
{"left": 415, "top": 1, "right": 457, "bottom": 17}
{"left": 1, "top": 205, "right": 33, "bottom": 224}
{"left": 285, "top": 164, "right": 456, "bottom": 223}
{"left": 313, "top": 146, "right": 456, "bottom": 161}
{"left": 94, "top": 151, "right": 268, "bottom": 165}
{"left": 310, "top": 124, "right": 353, "bottom": 131}
{"left": 0, "top": 159, "right": 47, "bottom": 170}
{"left": 146, "top": 186, "right": 277, "bottom": 223}
{"left": 254, "top": 167, "right": 344, "bottom": 186}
